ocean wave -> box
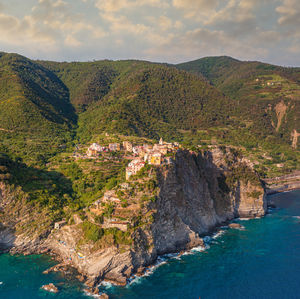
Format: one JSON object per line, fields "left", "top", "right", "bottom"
{"left": 99, "top": 281, "right": 113, "bottom": 289}
{"left": 212, "top": 230, "right": 226, "bottom": 239}
{"left": 83, "top": 289, "right": 104, "bottom": 298}
{"left": 127, "top": 257, "right": 168, "bottom": 286}
{"left": 107, "top": 229, "right": 227, "bottom": 287}
{"left": 191, "top": 246, "right": 206, "bottom": 253}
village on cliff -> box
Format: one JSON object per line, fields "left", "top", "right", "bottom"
{"left": 54, "top": 138, "right": 181, "bottom": 233}
{"left": 86, "top": 138, "right": 179, "bottom": 180}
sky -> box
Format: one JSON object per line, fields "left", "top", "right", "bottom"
{"left": 0, "top": 0, "right": 299, "bottom": 66}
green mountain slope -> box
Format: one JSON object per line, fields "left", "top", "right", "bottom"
{"left": 39, "top": 60, "right": 234, "bottom": 141}
{"left": 0, "top": 52, "right": 298, "bottom": 171}
{"left": 177, "top": 56, "right": 300, "bottom": 147}
{"left": 0, "top": 53, "right": 76, "bottom": 163}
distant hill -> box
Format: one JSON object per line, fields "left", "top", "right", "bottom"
{"left": 39, "top": 60, "right": 233, "bottom": 141}
{"left": 0, "top": 53, "right": 76, "bottom": 162}
{"left": 0, "top": 52, "right": 298, "bottom": 166}
{"left": 177, "top": 56, "right": 300, "bottom": 146}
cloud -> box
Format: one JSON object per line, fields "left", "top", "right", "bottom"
{"left": 172, "top": 0, "right": 219, "bottom": 21}
{"left": 0, "top": 0, "right": 106, "bottom": 54}
{"left": 65, "top": 34, "right": 81, "bottom": 47}
{"left": 0, "top": 0, "right": 299, "bottom": 66}
{"left": 145, "top": 27, "right": 270, "bottom": 63}
{"left": 276, "top": 0, "right": 300, "bottom": 27}
{"left": 101, "top": 13, "right": 149, "bottom": 35}
{"left": 95, "top": 0, "right": 169, "bottom": 13}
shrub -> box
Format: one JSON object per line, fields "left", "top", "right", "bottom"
{"left": 81, "top": 221, "right": 103, "bottom": 242}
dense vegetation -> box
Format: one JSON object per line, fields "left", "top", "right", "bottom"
{"left": 0, "top": 52, "right": 299, "bottom": 234}
{"left": 39, "top": 60, "right": 233, "bottom": 142}
{"left": 177, "top": 56, "right": 300, "bottom": 146}
{"left": 0, "top": 53, "right": 76, "bottom": 163}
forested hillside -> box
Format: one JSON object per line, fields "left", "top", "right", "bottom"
{"left": 0, "top": 52, "right": 298, "bottom": 175}
{"left": 0, "top": 51, "right": 299, "bottom": 241}
{"left": 0, "top": 53, "right": 76, "bottom": 163}
{"left": 177, "top": 56, "right": 300, "bottom": 147}
{"left": 39, "top": 60, "right": 233, "bottom": 142}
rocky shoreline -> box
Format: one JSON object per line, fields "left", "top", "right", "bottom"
{"left": 264, "top": 171, "right": 300, "bottom": 195}
{"left": 0, "top": 148, "right": 268, "bottom": 290}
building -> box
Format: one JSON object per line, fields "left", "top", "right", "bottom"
{"left": 148, "top": 151, "right": 162, "bottom": 165}
{"left": 102, "top": 190, "right": 120, "bottom": 203}
{"left": 90, "top": 143, "right": 102, "bottom": 151}
{"left": 109, "top": 143, "right": 121, "bottom": 151}
{"left": 54, "top": 220, "right": 67, "bottom": 229}
{"left": 153, "top": 144, "right": 168, "bottom": 155}
{"left": 143, "top": 144, "right": 153, "bottom": 151}
{"left": 87, "top": 143, "right": 105, "bottom": 156}
{"left": 123, "top": 141, "right": 133, "bottom": 152}
{"left": 120, "top": 182, "right": 130, "bottom": 190}
{"left": 132, "top": 146, "right": 144, "bottom": 155}
{"left": 93, "top": 198, "right": 102, "bottom": 210}
{"left": 102, "top": 218, "right": 129, "bottom": 231}
{"left": 87, "top": 148, "right": 98, "bottom": 157}
{"left": 126, "top": 158, "right": 145, "bottom": 180}
{"left": 139, "top": 149, "right": 147, "bottom": 159}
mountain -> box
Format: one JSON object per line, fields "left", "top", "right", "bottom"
{"left": 177, "top": 56, "right": 300, "bottom": 147}
{"left": 0, "top": 52, "right": 298, "bottom": 171}
{"left": 0, "top": 52, "right": 299, "bottom": 288}
{"left": 0, "top": 52, "right": 76, "bottom": 163}
{"left": 39, "top": 60, "right": 233, "bottom": 142}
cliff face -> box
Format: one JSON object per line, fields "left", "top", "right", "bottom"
{"left": 0, "top": 148, "right": 267, "bottom": 285}
{"left": 0, "top": 182, "right": 51, "bottom": 254}
{"left": 264, "top": 171, "right": 300, "bottom": 194}
{"left": 151, "top": 149, "right": 266, "bottom": 255}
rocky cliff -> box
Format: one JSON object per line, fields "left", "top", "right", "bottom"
{"left": 152, "top": 148, "right": 266, "bottom": 256}
{"left": 264, "top": 171, "right": 300, "bottom": 194}
{"left": 0, "top": 148, "right": 267, "bottom": 286}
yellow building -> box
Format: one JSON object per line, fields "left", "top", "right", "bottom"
{"left": 149, "top": 151, "right": 162, "bottom": 165}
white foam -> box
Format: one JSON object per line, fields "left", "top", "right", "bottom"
{"left": 83, "top": 290, "right": 102, "bottom": 298}
{"left": 181, "top": 251, "right": 193, "bottom": 256}
{"left": 0, "top": 282, "right": 3, "bottom": 285}
{"left": 212, "top": 230, "right": 225, "bottom": 239}
{"left": 191, "top": 246, "right": 206, "bottom": 252}
{"left": 99, "top": 281, "right": 113, "bottom": 289}
{"left": 127, "top": 275, "right": 142, "bottom": 286}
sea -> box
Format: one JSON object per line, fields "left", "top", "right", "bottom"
{"left": 0, "top": 190, "right": 299, "bottom": 299}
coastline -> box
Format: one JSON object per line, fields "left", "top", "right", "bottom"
{"left": 263, "top": 171, "right": 300, "bottom": 195}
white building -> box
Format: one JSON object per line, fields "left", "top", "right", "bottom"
{"left": 126, "top": 158, "right": 145, "bottom": 179}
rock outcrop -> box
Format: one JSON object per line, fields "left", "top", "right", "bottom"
{"left": 41, "top": 283, "right": 59, "bottom": 293}
{"left": 151, "top": 148, "right": 266, "bottom": 255}
{"left": 264, "top": 171, "right": 300, "bottom": 194}
{"left": 0, "top": 148, "right": 267, "bottom": 286}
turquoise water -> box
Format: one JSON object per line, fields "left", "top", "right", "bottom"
{"left": 1, "top": 190, "right": 300, "bottom": 299}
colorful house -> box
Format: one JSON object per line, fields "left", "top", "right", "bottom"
{"left": 109, "top": 143, "right": 121, "bottom": 151}
{"left": 149, "top": 151, "right": 162, "bottom": 165}
{"left": 123, "top": 141, "right": 133, "bottom": 152}
{"left": 126, "top": 158, "right": 145, "bottom": 179}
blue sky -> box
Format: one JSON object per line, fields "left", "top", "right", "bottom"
{"left": 0, "top": 0, "right": 299, "bottom": 66}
